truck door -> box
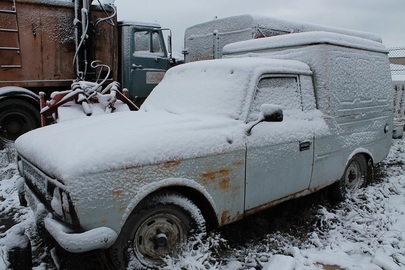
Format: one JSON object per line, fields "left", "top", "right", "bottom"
{"left": 245, "top": 75, "right": 314, "bottom": 210}
{"left": 128, "top": 28, "right": 170, "bottom": 101}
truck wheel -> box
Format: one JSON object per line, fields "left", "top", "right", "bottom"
{"left": 330, "top": 155, "right": 368, "bottom": 201}
{"left": 0, "top": 99, "right": 40, "bottom": 146}
{"left": 109, "top": 193, "right": 206, "bottom": 270}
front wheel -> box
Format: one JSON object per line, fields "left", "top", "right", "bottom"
{"left": 109, "top": 193, "right": 206, "bottom": 270}
{"left": 330, "top": 155, "right": 368, "bottom": 201}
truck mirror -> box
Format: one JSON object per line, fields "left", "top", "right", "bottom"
{"left": 167, "top": 35, "right": 172, "bottom": 55}
{"left": 246, "top": 104, "right": 283, "bottom": 135}
{"left": 260, "top": 104, "right": 283, "bottom": 122}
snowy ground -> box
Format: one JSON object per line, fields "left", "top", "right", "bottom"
{"left": 0, "top": 137, "right": 404, "bottom": 270}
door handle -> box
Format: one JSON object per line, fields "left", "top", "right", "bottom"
{"left": 299, "top": 141, "right": 311, "bottom": 151}
{"left": 131, "top": 64, "right": 143, "bottom": 70}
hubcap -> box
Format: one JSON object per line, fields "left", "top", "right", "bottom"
{"left": 345, "top": 161, "right": 363, "bottom": 190}
{"left": 133, "top": 213, "right": 187, "bottom": 265}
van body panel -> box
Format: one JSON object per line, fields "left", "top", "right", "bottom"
{"left": 224, "top": 32, "right": 393, "bottom": 187}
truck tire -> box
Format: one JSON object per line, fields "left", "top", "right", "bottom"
{"left": 109, "top": 193, "right": 206, "bottom": 270}
{"left": 330, "top": 155, "right": 368, "bottom": 201}
{"left": 0, "top": 99, "right": 40, "bottom": 147}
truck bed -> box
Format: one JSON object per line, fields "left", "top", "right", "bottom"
{"left": 0, "top": 0, "right": 118, "bottom": 90}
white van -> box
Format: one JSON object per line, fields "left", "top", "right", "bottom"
{"left": 16, "top": 30, "right": 393, "bottom": 269}
{"left": 223, "top": 31, "right": 393, "bottom": 199}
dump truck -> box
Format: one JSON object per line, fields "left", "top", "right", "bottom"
{"left": 0, "top": 0, "right": 174, "bottom": 145}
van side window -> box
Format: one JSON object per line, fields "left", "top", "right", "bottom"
{"left": 248, "top": 76, "right": 301, "bottom": 121}
{"left": 134, "top": 30, "right": 164, "bottom": 56}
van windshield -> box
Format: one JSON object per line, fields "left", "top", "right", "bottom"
{"left": 140, "top": 60, "right": 253, "bottom": 120}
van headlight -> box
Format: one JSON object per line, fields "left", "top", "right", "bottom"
{"left": 51, "top": 187, "right": 73, "bottom": 225}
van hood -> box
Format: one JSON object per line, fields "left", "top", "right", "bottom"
{"left": 15, "top": 111, "right": 245, "bottom": 181}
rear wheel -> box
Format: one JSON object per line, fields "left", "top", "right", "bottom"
{"left": 0, "top": 99, "right": 40, "bottom": 147}
{"left": 330, "top": 155, "right": 368, "bottom": 200}
{"left": 109, "top": 193, "right": 206, "bottom": 270}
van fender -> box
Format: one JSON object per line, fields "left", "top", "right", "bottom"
{"left": 346, "top": 147, "right": 374, "bottom": 166}
{"left": 120, "top": 177, "right": 217, "bottom": 227}
{"left": 344, "top": 147, "right": 374, "bottom": 184}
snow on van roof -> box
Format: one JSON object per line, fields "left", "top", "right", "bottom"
{"left": 160, "top": 57, "right": 312, "bottom": 77}
{"left": 223, "top": 31, "right": 389, "bottom": 56}
{"left": 185, "top": 14, "right": 382, "bottom": 43}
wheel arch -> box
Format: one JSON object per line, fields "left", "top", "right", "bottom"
{"left": 0, "top": 86, "right": 40, "bottom": 109}
{"left": 0, "top": 87, "right": 41, "bottom": 144}
{"left": 346, "top": 149, "right": 374, "bottom": 183}
{"left": 121, "top": 178, "right": 219, "bottom": 232}
{"left": 329, "top": 149, "right": 374, "bottom": 201}
{"left": 345, "top": 148, "right": 374, "bottom": 175}
{"left": 159, "top": 185, "right": 219, "bottom": 230}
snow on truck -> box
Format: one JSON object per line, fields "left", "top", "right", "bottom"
{"left": 0, "top": 0, "right": 175, "bottom": 146}
{"left": 14, "top": 17, "right": 393, "bottom": 269}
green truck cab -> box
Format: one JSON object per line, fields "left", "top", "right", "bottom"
{"left": 119, "top": 21, "right": 174, "bottom": 105}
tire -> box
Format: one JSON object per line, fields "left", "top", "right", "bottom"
{"left": 109, "top": 193, "right": 206, "bottom": 270}
{"left": 330, "top": 155, "right": 368, "bottom": 201}
{"left": 0, "top": 99, "right": 40, "bottom": 147}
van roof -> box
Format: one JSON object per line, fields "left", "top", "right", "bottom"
{"left": 185, "top": 14, "right": 382, "bottom": 43}
{"left": 170, "top": 57, "right": 313, "bottom": 76}
{"left": 223, "top": 31, "right": 389, "bottom": 56}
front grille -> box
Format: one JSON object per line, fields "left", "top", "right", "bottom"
{"left": 21, "top": 159, "right": 54, "bottom": 205}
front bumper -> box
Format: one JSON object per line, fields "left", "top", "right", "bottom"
{"left": 44, "top": 214, "right": 117, "bottom": 253}
{"left": 20, "top": 181, "right": 117, "bottom": 253}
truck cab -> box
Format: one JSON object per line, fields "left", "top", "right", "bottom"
{"left": 119, "top": 21, "right": 173, "bottom": 105}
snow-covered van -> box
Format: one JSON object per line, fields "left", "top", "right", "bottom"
{"left": 15, "top": 31, "right": 393, "bottom": 269}
{"left": 183, "top": 14, "right": 383, "bottom": 63}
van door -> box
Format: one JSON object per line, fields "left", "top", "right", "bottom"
{"left": 245, "top": 75, "right": 314, "bottom": 210}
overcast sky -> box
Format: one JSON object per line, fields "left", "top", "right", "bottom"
{"left": 114, "top": 0, "right": 404, "bottom": 54}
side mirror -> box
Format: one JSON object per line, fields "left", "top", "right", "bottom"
{"left": 260, "top": 104, "right": 283, "bottom": 122}
{"left": 167, "top": 35, "right": 172, "bottom": 58}
{"left": 246, "top": 104, "right": 284, "bottom": 135}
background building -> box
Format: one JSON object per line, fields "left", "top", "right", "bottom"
{"left": 390, "top": 47, "right": 405, "bottom": 81}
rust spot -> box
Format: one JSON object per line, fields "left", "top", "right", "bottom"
{"left": 119, "top": 204, "right": 126, "bottom": 212}
{"left": 201, "top": 169, "right": 230, "bottom": 190}
{"left": 201, "top": 171, "right": 216, "bottom": 181}
{"left": 163, "top": 160, "right": 181, "bottom": 168}
{"left": 221, "top": 210, "right": 231, "bottom": 225}
{"left": 232, "top": 160, "right": 243, "bottom": 166}
{"left": 112, "top": 189, "right": 123, "bottom": 199}
{"left": 219, "top": 176, "right": 230, "bottom": 190}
